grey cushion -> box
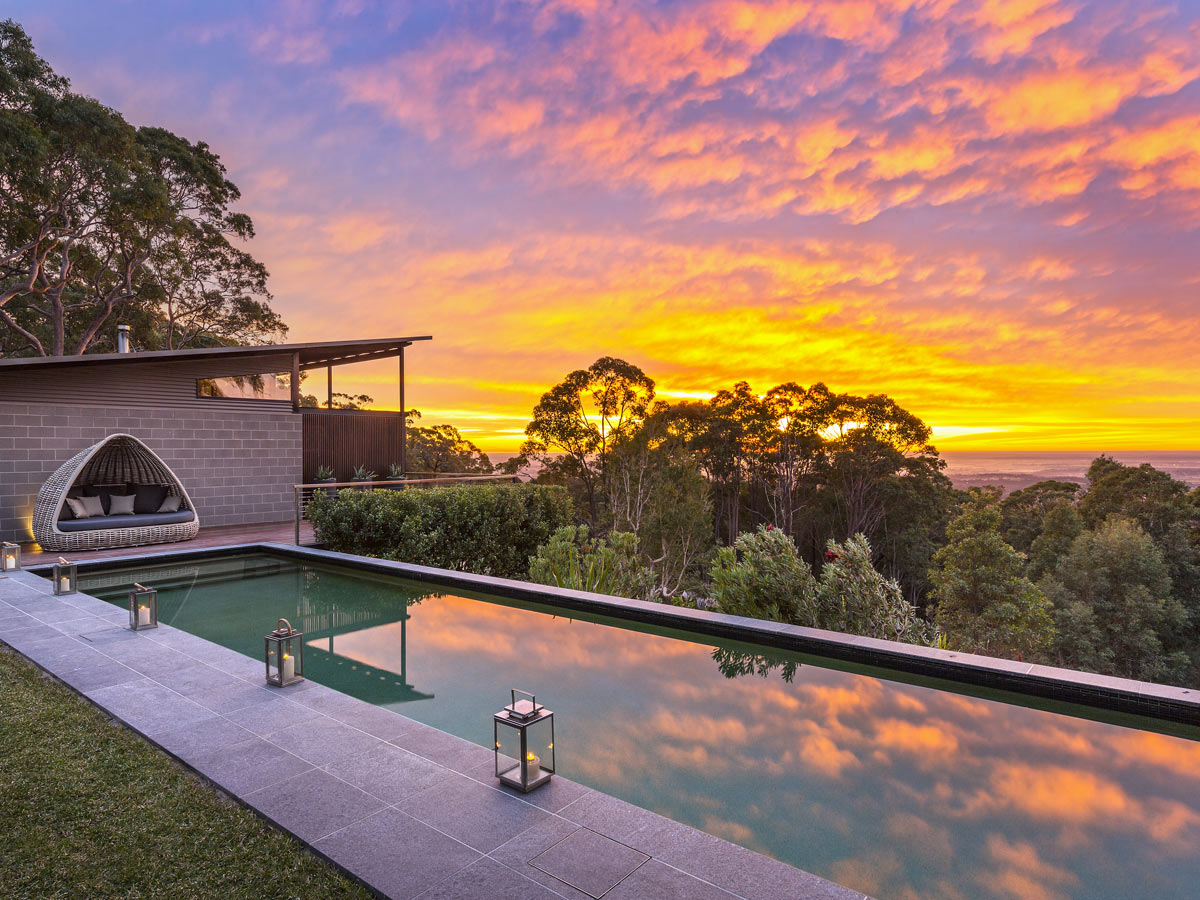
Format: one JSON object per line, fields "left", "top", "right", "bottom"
{"left": 57, "top": 510, "right": 196, "bottom": 533}
{"left": 83, "top": 484, "right": 125, "bottom": 515}
{"left": 68, "top": 496, "right": 105, "bottom": 518}
{"left": 109, "top": 493, "right": 136, "bottom": 515}
{"left": 133, "top": 483, "right": 170, "bottom": 514}
{"left": 158, "top": 495, "right": 183, "bottom": 513}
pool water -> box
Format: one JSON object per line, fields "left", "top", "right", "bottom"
{"left": 81, "top": 553, "right": 1200, "bottom": 900}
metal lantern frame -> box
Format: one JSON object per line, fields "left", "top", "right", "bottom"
{"left": 494, "top": 689, "right": 555, "bottom": 793}
{"left": 265, "top": 618, "right": 304, "bottom": 686}
{"left": 52, "top": 558, "right": 78, "bottom": 595}
{"left": 128, "top": 583, "right": 158, "bottom": 630}
{"left": 1, "top": 541, "right": 20, "bottom": 572}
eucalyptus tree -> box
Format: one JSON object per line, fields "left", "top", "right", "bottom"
{"left": 0, "top": 21, "right": 282, "bottom": 356}
{"left": 520, "top": 356, "right": 655, "bottom": 527}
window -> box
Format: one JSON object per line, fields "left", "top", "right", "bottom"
{"left": 197, "top": 372, "right": 292, "bottom": 402}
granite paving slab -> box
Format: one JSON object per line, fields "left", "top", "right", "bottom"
{"left": 398, "top": 771, "right": 554, "bottom": 853}
{"left": 246, "top": 767, "right": 388, "bottom": 843}
{"left": 314, "top": 808, "right": 481, "bottom": 900}
{"left": 1, "top": 564, "right": 871, "bottom": 900}
{"left": 266, "top": 714, "right": 386, "bottom": 766}
{"left": 530, "top": 827, "right": 650, "bottom": 898}
{"left": 415, "top": 855, "right": 565, "bottom": 900}
{"left": 324, "top": 742, "right": 454, "bottom": 804}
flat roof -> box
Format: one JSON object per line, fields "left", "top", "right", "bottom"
{"left": 0, "top": 336, "right": 432, "bottom": 372}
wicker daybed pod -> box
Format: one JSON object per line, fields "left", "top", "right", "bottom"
{"left": 33, "top": 433, "right": 199, "bottom": 551}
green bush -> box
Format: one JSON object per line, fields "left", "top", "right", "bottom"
{"left": 528, "top": 525, "right": 656, "bottom": 600}
{"left": 307, "top": 483, "right": 573, "bottom": 578}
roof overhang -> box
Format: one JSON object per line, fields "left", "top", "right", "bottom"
{"left": 0, "top": 336, "right": 432, "bottom": 373}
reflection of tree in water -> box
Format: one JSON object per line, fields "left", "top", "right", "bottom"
{"left": 712, "top": 647, "right": 799, "bottom": 683}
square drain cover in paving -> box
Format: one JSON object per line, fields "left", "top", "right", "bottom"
{"left": 530, "top": 827, "right": 650, "bottom": 898}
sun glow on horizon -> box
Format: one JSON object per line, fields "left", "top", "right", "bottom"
{"left": 21, "top": 0, "right": 1200, "bottom": 453}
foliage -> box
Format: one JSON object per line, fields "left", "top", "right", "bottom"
{"left": 0, "top": 22, "right": 284, "bottom": 356}
{"left": 521, "top": 356, "right": 655, "bottom": 526}
{"left": 350, "top": 464, "right": 375, "bottom": 481}
{"left": 314, "top": 464, "right": 334, "bottom": 482}
{"left": 307, "top": 483, "right": 573, "bottom": 578}
{"left": 818, "top": 534, "right": 934, "bottom": 644}
{"left": 998, "top": 480, "right": 1081, "bottom": 553}
{"left": 406, "top": 413, "right": 493, "bottom": 474}
{"left": 527, "top": 525, "right": 656, "bottom": 600}
{"left": 1040, "top": 517, "right": 1190, "bottom": 683}
{"left": 0, "top": 648, "right": 372, "bottom": 899}
{"left": 606, "top": 403, "right": 714, "bottom": 595}
{"left": 1026, "top": 503, "right": 1083, "bottom": 581}
{"left": 710, "top": 526, "right": 819, "bottom": 624}
{"left": 300, "top": 391, "right": 374, "bottom": 410}
{"left": 929, "top": 503, "right": 1054, "bottom": 658}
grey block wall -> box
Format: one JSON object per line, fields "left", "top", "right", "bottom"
{"left": 0, "top": 401, "right": 302, "bottom": 543}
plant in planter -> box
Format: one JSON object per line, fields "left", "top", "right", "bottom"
{"left": 314, "top": 465, "right": 336, "bottom": 483}
{"left": 387, "top": 462, "right": 405, "bottom": 481}
{"left": 350, "top": 464, "right": 377, "bottom": 483}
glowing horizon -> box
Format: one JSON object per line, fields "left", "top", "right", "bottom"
{"left": 14, "top": 0, "right": 1200, "bottom": 452}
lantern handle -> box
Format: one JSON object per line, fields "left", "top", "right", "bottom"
{"left": 275, "top": 617, "right": 295, "bottom": 635}
{"left": 57, "top": 557, "right": 70, "bottom": 565}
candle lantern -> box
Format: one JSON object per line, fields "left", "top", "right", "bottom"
{"left": 128, "top": 583, "right": 158, "bottom": 630}
{"left": 265, "top": 618, "right": 304, "bottom": 686}
{"left": 494, "top": 689, "right": 555, "bottom": 793}
{"left": 1, "top": 541, "right": 21, "bottom": 572}
{"left": 52, "top": 558, "right": 78, "bottom": 595}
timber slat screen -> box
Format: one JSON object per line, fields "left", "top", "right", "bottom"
{"left": 301, "top": 408, "right": 404, "bottom": 482}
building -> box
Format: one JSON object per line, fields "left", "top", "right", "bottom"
{"left": 0, "top": 336, "right": 429, "bottom": 544}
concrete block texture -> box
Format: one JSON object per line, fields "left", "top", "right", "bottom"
{"left": 0, "top": 401, "right": 301, "bottom": 541}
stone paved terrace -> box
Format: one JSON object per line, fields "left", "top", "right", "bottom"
{"left": 0, "top": 567, "right": 867, "bottom": 900}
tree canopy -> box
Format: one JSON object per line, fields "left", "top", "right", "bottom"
{"left": 0, "top": 21, "right": 284, "bottom": 356}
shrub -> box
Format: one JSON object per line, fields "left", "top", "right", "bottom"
{"left": 528, "top": 525, "right": 656, "bottom": 600}
{"left": 710, "top": 526, "right": 818, "bottom": 624}
{"left": 307, "top": 483, "right": 573, "bottom": 578}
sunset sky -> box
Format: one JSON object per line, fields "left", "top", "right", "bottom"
{"left": 14, "top": 0, "right": 1200, "bottom": 451}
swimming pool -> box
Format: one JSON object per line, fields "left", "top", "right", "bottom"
{"left": 78, "top": 551, "right": 1200, "bottom": 900}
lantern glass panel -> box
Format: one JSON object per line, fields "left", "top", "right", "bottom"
{"left": 1, "top": 542, "right": 20, "bottom": 571}
{"left": 265, "top": 626, "right": 304, "bottom": 686}
{"left": 128, "top": 586, "right": 157, "bottom": 630}
{"left": 53, "top": 561, "right": 77, "bottom": 595}
{"left": 494, "top": 708, "right": 554, "bottom": 792}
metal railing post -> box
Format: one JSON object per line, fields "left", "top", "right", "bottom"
{"left": 294, "top": 486, "right": 301, "bottom": 545}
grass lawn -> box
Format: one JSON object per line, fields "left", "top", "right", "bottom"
{"left": 0, "top": 646, "right": 375, "bottom": 900}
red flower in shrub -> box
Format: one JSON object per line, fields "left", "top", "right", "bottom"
{"left": 824, "top": 548, "right": 840, "bottom": 562}
{"left": 766, "top": 524, "right": 775, "bottom": 531}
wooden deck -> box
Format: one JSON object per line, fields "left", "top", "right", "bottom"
{"left": 19, "top": 520, "right": 313, "bottom": 564}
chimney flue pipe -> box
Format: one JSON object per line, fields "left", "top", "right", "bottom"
{"left": 116, "top": 324, "right": 131, "bottom": 354}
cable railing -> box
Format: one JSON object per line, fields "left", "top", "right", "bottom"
{"left": 291, "top": 473, "right": 519, "bottom": 544}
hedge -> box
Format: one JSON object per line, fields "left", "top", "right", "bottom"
{"left": 306, "top": 483, "right": 574, "bottom": 578}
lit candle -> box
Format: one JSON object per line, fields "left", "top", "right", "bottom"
{"left": 525, "top": 751, "right": 540, "bottom": 777}
{"left": 137, "top": 604, "right": 150, "bottom": 627}
{"left": 282, "top": 652, "right": 294, "bottom": 682}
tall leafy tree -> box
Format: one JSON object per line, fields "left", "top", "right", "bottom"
{"left": 999, "top": 480, "right": 1081, "bottom": 554}
{"left": 521, "top": 357, "right": 655, "bottom": 527}
{"left": 929, "top": 503, "right": 1054, "bottom": 659}
{"left": 0, "top": 21, "right": 283, "bottom": 356}
{"left": 1041, "top": 517, "right": 1189, "bottom": 683}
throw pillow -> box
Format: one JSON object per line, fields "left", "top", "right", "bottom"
{"left": 157, "top": 495, "right": 183, "bottom": 513}
{"left": 83, "top": 484, "right": 123, "bottom": 515}
{"left": 109, "top": 493, "right": 136, "bottom": 515}
{"left": 65, "top": 497, "right": 93, "bottom": 519}
{"left": 72, "top": 495, "right": 105, "bottom": 518}
{"left": 133, "top": 483, "right": 170, "bottom": 515}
